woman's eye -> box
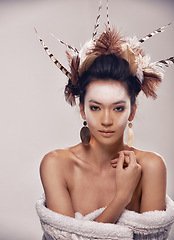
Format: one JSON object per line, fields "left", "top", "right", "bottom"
{"left": 114, "top": 106, "right": 124, "bottom": 112}
{"left": 90, "top": 106, "right": 100, "bottom": 111}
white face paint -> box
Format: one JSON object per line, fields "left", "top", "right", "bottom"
{"left": 81, "top": 80, "right": 133, "bottom": 145}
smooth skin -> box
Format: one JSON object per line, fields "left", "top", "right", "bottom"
{"left": 40, "top": 80, "right": 166, "bottom": 223}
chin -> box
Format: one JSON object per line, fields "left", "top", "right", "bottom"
{"left": 93, "top": 136, "right": 121, "bottom": 147}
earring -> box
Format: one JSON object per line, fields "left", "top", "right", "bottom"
{"left": 127, "top": 122, "right": 134, "bottom": 147}
{"left": 80, "top": 121, "right": 91, "bottom": 145}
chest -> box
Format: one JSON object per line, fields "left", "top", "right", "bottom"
{"left": 68, "top": 166, "right": 142, "bottom": 215}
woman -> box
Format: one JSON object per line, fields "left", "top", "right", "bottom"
{"left": 35, "top": 3, "right": 174, "bottom": 239}
{"left": 40, "top": 53, "right": 166, "bottom": 223}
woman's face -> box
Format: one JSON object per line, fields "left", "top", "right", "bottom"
{"left": 80, "top": 80, "right": 136, "bottom": 146}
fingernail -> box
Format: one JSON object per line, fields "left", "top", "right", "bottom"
{"left": 119, "top": 152, "right": 124, "bottom": 156}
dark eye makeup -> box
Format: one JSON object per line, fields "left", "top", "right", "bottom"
{"left": 89, "top": 105, "right": 125, "bottom": 112}
{"left": 114, "top": 106, "right": 125, "bottom": 112}
{"left": 90, "top": 105, "right": 101, "bottom": 111}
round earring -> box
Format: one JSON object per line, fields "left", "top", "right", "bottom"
{"left": 127, "top": 122, "right": 134, "bottom": 147}
{"left": 80, "top": 121, "right": 91, "bottom": 145}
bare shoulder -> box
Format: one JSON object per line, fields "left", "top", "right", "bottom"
{"left": 40, "top": 148, "right": 74, "bottom": 176}
{"left": 41, "top": 149, "right": 70, "bottom": 165}
{"left": 133, "top": 148, "right": 167, "bottom": 176}
{"left": 39, "top": 148, "right": 77, "bottom": 216}
{"left": 134, "top": 148, "right": 166, "bottom": 168}
{"left": 133, "top": 148, "right": 167, "bottom": 212}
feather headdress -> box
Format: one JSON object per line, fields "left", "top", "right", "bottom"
{"left": 35, "top": 1, "right": 173, "bottom": 106}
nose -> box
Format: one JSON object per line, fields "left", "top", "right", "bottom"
{"left": 101, "top": 110, "right": 113, "bottom": 127}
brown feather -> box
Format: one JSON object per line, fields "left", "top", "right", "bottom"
{"left": 93, "top": 27, "right": 125, "bottom": 56}
{"left": 64, "top": 84, "right": 76, "bottom": 106}
{"left": 70, "top": 55, "right": 80, "bottom": 86}
{"left": 132, "top": 46, "right": 145, "bottom": 58}
{"left": 141, "top": 70, "right": 162, "bottom": 99}
{"left": 66, "top": 51, "right": 73, "bottom": 66}
{"left": 64, "top": 52, "right": 80, "bottom": 105}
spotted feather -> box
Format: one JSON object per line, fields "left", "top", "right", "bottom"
{"left": 50, "top": 33, "right": 79, "bottom": 54}
{"left": 139, "top": 22, "right": 172, "bottom": 43}
{"left": 106, "top": 0, "right": 110, "bottom": 31}
{"left": 92, "top": 1, "right": 102, "bottom": 41}
{"left": 34, "top": 28, "right": 71, "bottom": 79}
{"left": 156, "top": 57, "right": 174, "bottom": 67}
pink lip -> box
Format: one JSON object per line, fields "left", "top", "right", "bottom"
{"left": 98, "top": 130, "right": 115, "bottom": 137}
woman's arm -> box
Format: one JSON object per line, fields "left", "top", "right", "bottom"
{"left": 95, "top": 151, "right": 142, "bottom": 223}
{"left": 140, "top": 153, "right": 167, "bottom": 213}
{"left": 40, "top": 150, "right": 75, "bottom": 217}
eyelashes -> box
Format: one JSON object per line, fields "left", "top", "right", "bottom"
{"left": 90, "top": 106, "right": 100, "bottom": 111}
{"left": 114, "top": 106, "right": 125, "bottom": 112}
{"left": 89, "top": 105, "right": 125, "bottom": 112}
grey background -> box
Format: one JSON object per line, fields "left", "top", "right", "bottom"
{"left": 0, "top": 0, "right": 174, "bottom": 239}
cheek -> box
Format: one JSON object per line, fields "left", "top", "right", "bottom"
{"left": 84, "top": 109, "right": 98, "bottom": 128}
{"left": 117, "top": 113, "right": 129, "bottom": 124}
{"left": 114, "top": 111, "right": 131, "bottom": 131}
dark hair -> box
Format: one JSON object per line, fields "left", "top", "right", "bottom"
{"left": 78, "top": 54, "right": 141, "bottom": 107}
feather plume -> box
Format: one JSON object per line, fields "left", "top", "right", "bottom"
{"left": 64, "top": 84, "right": 76, "bottom": 106}
{"left": 139, "top": 22, "right": 172, "bottom": 43}
{"left": 79, "top": 39, "right": 95, "bottom": 65}
{"left": 78, "top": 28, "right": 124, "bottom": 77}
{"left": 92, "top": 1, "right": 102, "bottom": 41}
{"left": 66, "top": 50, "right": 73, "bottom": 66}
{"left": 136, "top": 66, "right": 144, "bottom": 84}
{"left": 93, "top": 28, "right": 124, "bottom": 56}
{"left": 67, "top": 93, "right": 76, "bottom": 106}
{"left": 64, "top": 53, "right": 80, "bottom": 105}
{"left": 64, "top": 56, "right": 81, "bottom": 106}
{"left": 70, "top": 55, "right": 80, "bottom": 86}
{"left": 34, "top": 28, "right": 71, "bottom": 79}
{"left": 141, "top": 70, "right": 162, "bottom": 99}
{"left": 50, "top": 33, "right": 79, "bottom": 53}
{"left": 126, "top": 36, "right": 145, "bottom": 57}
{"left": 106, "top": 0, "right": 111, "bottom": 31}
{"left": 156, "top": 57, "right": 174, "bottom": 67}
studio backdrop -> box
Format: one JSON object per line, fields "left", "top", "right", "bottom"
{"left": 0, "top": 0, "right": 174, "bottom": 239}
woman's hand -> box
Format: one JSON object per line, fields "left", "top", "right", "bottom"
{"left": 111, "top": 151, "right": 142, "bottom": 204}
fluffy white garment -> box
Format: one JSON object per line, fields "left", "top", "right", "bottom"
{"left": 36, "top": 194, "right": 174, "bottom": 240}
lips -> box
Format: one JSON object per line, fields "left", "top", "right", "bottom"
{"left": 98, "top": 130, "right": 115, "bottom": 137}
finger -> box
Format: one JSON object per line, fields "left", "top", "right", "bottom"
{"left": 117, "top": 152, "right": 125, "bottom": 169}
{"left": 119, "top": 150, "right": 135, "bottom": 156}
{"left": 119, "top": 151, "right": 136, "bottom": 164}
{"left": 111, "top": 163, "right": 117, "bottom": 168}
{"left": 111, "top": 161, "right": 117, "bottom": 166}
{"left": 125, "top": 156, "right": 129, "bottom": 164}
{"left": 111, "top": 158, "right": 119, "bottom": 164}
{"left": 128, "top": 152, "right": 137, "bottom": 165}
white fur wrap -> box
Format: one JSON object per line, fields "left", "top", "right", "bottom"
{"left": 36, "top": 194, "right": 174, "bottom": 240}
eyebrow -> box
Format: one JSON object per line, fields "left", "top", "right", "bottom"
{"left": 88, "top": 100, "right": 126, "bottom": 105}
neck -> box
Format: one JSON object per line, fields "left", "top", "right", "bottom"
{"left": 84, "top": 136, "right": 125, "bottom": 169}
